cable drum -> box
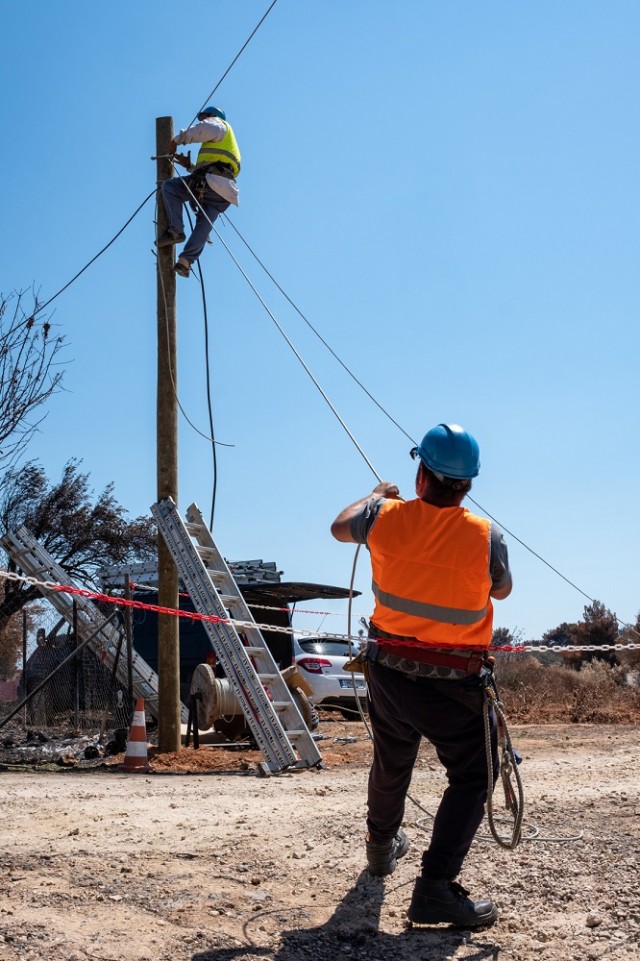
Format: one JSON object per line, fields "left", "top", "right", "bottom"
{"left": 189, "top": 663, "right": 318, "bottom": 733}
{"left": 190, "top": 663, "right": 241, "bottom": 730}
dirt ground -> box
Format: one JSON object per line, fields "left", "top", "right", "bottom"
{"left": 1, "top": 719, "right": 639, "bottom": 961}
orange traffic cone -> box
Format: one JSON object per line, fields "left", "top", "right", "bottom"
{"left": 121, "top": 698, "right": 150, "bottom": 772}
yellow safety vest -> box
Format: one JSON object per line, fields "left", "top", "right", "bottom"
{"left": 196, "top": 121, "right": 241, "bottom": 177}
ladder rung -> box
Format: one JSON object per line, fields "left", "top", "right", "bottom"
{"left": 285, "top": 730, "right": 306, "bottom": 738}
{"left": 224, "top": 598, "right": 247, "bottom": 612}
{"left": 10, "top": 554, "right": 47, "bottom": 574}
{"left": 197, "top": 546, "right": 219, "bottom": 561}
{"left": 258, "top": 673, "right": 279, "bottom": 682}
{"left": 243, "top": 646, "right": 264, "bottom": 656}
{"left": 218, "top": 593, "right": 238, "bottom": 606}
{"left": 184, "top": 522, "right": 204, "bottom": 536}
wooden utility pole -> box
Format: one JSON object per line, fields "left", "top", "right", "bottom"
{"left": 156, "top": 116, "right": 181, "bottom": 753}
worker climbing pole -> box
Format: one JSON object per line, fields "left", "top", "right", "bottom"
{"left": 157, "top": 106, "right": 241, "bottom": 280}
{"left": 152, "top": 103, "right": 243, "bottom": 753}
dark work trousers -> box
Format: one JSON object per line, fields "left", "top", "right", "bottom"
{"left": 366, "top": 659, "right": 498, "bottom": 881}
{"left": 161, "top": 175, "right": 230, "bottom": 264}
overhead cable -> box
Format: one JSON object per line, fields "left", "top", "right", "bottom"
{"left": 35, "top": 189, "right": 156, "bottom": 317}
{"left": 223, "top": 214, "right": 415, "bottom": 444}
{"left": 190, "top": 0, "right": 280, "bottom": 125}
{"left": 212, "top": 225, "right": 383, "bottom": 483}
{"left": 210, "top": 222, "right": 638, "bottom": 635}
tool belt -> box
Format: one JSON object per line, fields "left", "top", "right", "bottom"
{"left": 188, "top": 162, "right": 235, "bottom": 209}
{"left": 208, "top": 161, "right": 234, "bottom": 179}
{"left": 192, "top": 161, "right": 234, "bottom": 183}
{"left": 367, "top": 624, "right": 486, "bottom": 680}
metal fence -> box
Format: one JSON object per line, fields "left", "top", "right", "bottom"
{"left": 0, "top": 599, "right": 136, "bottom": 767}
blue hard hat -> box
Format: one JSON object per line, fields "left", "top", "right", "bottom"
{"left": 410, "top": 423, "right": 480, "bottom": 479}
{"left": 198, "top": 105, "right": 226, "bottom": 121}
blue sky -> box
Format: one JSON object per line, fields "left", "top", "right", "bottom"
{"left": 2, "top": 1, "right": 639, "bottom": 641}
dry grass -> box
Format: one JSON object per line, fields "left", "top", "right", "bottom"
{"left": 495, "top": 653, "right": 640, "bottom": 723}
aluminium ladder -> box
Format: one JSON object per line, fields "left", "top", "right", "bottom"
{"left": 0, "top": 526, "right": 185, "bottom": 723}
{"left": 152, "top": 498, "right": 323, "bottom": 773}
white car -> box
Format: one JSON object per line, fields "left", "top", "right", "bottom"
{"left": 293, "top": 635, "right": 368, "bottom": 720}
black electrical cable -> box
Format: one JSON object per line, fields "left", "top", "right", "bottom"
{"left": 190, "top": 0, "right": 281, "bottom": 125}
{"left": 180, "top": 201, "right": 220, "bottom": 529}
{"left": 35, "top": 189, "right": 156, "bottom": 317}
{"left": 155, "top": 200, "right": 233, "bottom": 456}
{"left": 467, "top": 496, "right": 597, "bottom": 607}
{"left": 194, "top": 257, "right": 218, "bottom": 529}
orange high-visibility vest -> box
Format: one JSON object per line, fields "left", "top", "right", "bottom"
{"left": 368, "top": 498, "right": 493, "bottom": 649}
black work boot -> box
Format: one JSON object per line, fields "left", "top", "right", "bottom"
{"left": 156, "top": 228, "right": 186, "bottom": 247}
{"left": 175, "top": 256, "right": 191, "bottom": 277}
{"left": 366, "top": 828, "right": 409, "bottom": 876}
{"left": 407, "top": 877, "right": 498, "bottom": 928}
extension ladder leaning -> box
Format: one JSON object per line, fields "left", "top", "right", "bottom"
{"left": 152, "top": 497, "right": 323, "bottom": 773}
{"left": 0, "top": 526, "right": 179, "bottom": 722}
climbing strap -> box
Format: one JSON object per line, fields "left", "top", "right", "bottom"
{"left": 481, "top": 658, "right": 525, "bottom": 849}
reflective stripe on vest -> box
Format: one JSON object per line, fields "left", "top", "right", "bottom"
{"left": 196, "top": 121, "right": 241, "bottom": 177}
{"left": 367, "top": 498, "right": 493, "bottom": 649}
{"left": 371, "top": 581, "right": 488, "bottom": 625}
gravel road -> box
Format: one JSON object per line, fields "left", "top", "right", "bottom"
{"left": 0, "top": 722, "right": 638, "bottom": 961}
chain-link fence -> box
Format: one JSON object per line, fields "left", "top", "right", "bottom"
{"left": 0, "top": 598, "right": 135, "bottom": 767}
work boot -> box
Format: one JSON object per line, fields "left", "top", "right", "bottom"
{"left": 175, "top": 257, "right": 191, "bottom": 278}
{"left": 156, "top": 228, "right": 186, "bottom": 247}
{"left": 407, "top": 877, "right": 498, "bottom": 928}
{"left": 366, "top": 828, "right": 409, "bottom": 876}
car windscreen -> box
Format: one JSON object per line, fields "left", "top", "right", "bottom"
{"left": 298, "top": 640, "right": 355, "bottom": 657}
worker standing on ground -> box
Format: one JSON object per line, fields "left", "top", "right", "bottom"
{"left": 157, "top": 106, "right": 241, "bottom": 278}
{"left": 331, "top": 423, "right": 512, "bottom": 929}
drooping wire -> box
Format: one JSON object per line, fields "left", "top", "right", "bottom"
{"left": 208, "top": 222, "right": 640, "bottom": 635}
{"left": 176, "top": 188, "right": 222, "bottom": 529}
{"left": 35, "top": 189, "right": 157, "bottom": 317}
{"left": 194, "top": 255, "right": 218, "bottom": 529}
{"left": 154, "top": 197, "right": 234, "bottom": 451}
{"left": 189, "top": 0, "right": 280, "bottom": 125}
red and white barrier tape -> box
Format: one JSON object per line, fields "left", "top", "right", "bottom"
{"left": 1, "top": 568, "right": 639, "bottom": 653}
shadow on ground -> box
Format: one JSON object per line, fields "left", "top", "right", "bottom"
{"left": 192, "top": 871, "right": 500, "bottom": 961}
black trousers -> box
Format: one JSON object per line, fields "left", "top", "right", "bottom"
{"left": 366, "top": 659, "right": 498, "bottom": 880}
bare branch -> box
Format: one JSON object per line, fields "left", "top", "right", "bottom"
{"left": 0, "top": 290, "right": 66, "bottom": 470}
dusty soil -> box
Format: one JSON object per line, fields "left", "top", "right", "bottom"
{"left": 0, "top": 719, "right": 639, "bottom": 961}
